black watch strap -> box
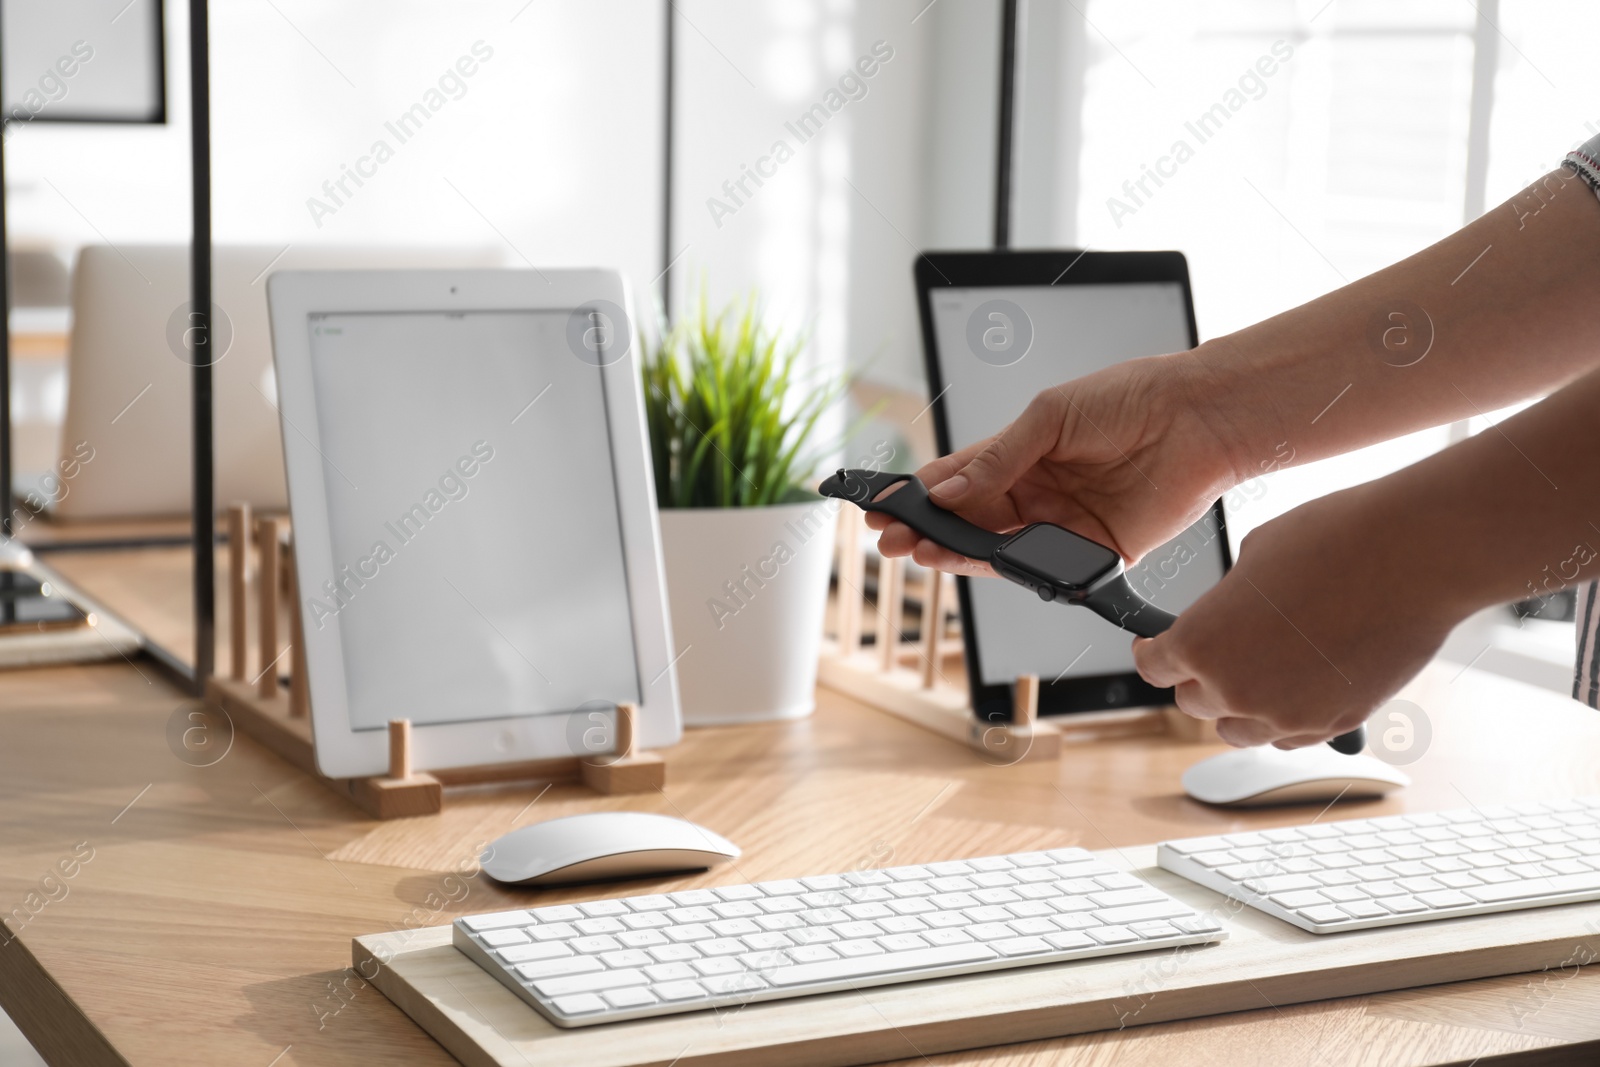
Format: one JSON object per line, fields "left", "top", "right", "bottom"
{"left": 1083, "top": 573, "right": 1179, "bottom": 638}
{"left": 818, "top": 470, "right": 1006, "bottom": 561}
{"left": 823, "top": 467, "right": 1370, "bottom": 757}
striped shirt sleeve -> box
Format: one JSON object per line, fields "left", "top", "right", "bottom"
{"left": 1564, "top": 132, "right": 1600, "bottom": 708}
{"left": 1564, "top": 131, "right": 1600, "bottom": 200}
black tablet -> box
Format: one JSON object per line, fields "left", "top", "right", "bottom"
{"left": 912, "top": 250, "right": 1232, "bottom": 722}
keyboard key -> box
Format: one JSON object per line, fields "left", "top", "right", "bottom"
{"left": 579, "top": 900, "right": 629, "bottom": 918}
{"left": 498, "top": 942, "right": 572, "bottom": 963}
{"left": 789, "top": 945, "right": 839, "bottom": 962}
{"left": 712, "top": 901, "right": 761, "bottom": 919}
{"left": 1087, "top": 925, "right": 1137, "bottom": 944}
{"left": 670, "top": 890, "right": 720, "bottom": 907}
{"left": 533, "top": 968, "right": 648, "bottom": 998}
{"left": 1087, "top": 888, "right": 1163, "bottom": 908}
{"left": 969, "top": 923, "right": 1015, "bottom": 942}
{"left": 518, "top": 956, "right": 602, "bottom": 982}
{"left": 742, "top": 932, "right": 791, "bottom": 950}
{"left": 628, "top": 895, "right": 674, "bottom": 911}
{"left": 602, "top": 987, "right": 658, "bottom": 1009}
{"left": 1044, "top": 931, "right": 1096, "bottom": 951}
{"left": 1416, "top": 889, "right": 1474, "bottom": 908}
{"left": 1374, "top": 895, "right": 1427, "bottom": 913}
{"left": 552, "top": 994, "right": 607, "bottom": 1016}
{"left": 1299, "top": 905, "right": 1351, "bottom": 925}
{"left": 652, "top": 979, "right": 707, "bottom": 1001}
{"left": 618, "top": 930, "right": 669, "bottom": 948}
{"left": 691, "top": 957, "right": 742, "bottom": 977}
{"left": 647, "top": 944, "right": 699, "bottom": 963}
{"left": 703, "top": 973, "right": 767, "bottom": 996}
{"left": 803, "top": 875, "right": 847, "bottom": 891}
{"left": 714, "top": 884, "right": 762, "bottom": 902}
{"left": 698, "top": 938, "right": 745, "bottom": 957}
{"left": 667, "top": 907, "right": 716, "bottom": 924}
{"left": 1242, "top": 874, "right": 1319, "bottom": 895}
{"left": 480, "top": 928, "right": 531, "bottom": 947}
{"left": 925, "top": 929, "right": 974, "bottom": 945}
{"left": 1337, "top": 900, "right": 1388, "bottom": 920}
{"left": 879, "top": 933, "right": 929, "bottom": 952}
{"left": 767, "top": 943, "right": 996, "bottom": 986}
{"left": 644, "top": 962, "right": 698, "bottom": 982}
{"left": 1164, "top": 836, "right": 1230, "bottom": 855}
{"left": 888, "top": 899, "right": 936, "bottom": 917}
{"left": 569, "top": 936, "right": 620, "bottom": 954}
{"left": 574, "top": 918, "right": 624, "bottom": 936}
{"left": 836, "top": 939, "right": 884, "bottom": 957}
{"left": 1467, "top": 872, "right": 1600, "bottom": 903}
{"left": 928, "top": 861, "right": 974, "bottom": 876}
{"left": 994, "top": 936, "right": 1050, "bottom": 956}
{"left": 463, "top": 910, "right": 533, "bottom": 931}
{"left": 1096, "top": 901, "right": 1189, "bottom": 924}
{"left": 527, "top": 905, "right": 583, "bottom": 924}
{"left": 1172, "top": 914, "right": 1223, "bottom": 934}
{"left": 836, "top": 921, "right": 883, "bottom": 939}
{"left": 530, "top": 923, "right": 578, "bottom": 942}
{"left": 1129, "top": 921, "right": 1179, "bottom": 939}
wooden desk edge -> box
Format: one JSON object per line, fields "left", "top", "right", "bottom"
{"left": 0, "top": 928, "right": 128, "bottom": 1067}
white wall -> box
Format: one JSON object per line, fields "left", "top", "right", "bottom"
{"left": 7, "top": 0, "right": 665, "bottom": 304}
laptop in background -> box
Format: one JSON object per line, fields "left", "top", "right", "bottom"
{"left": 49, "top": 244, "right": 506, "bottom": 520}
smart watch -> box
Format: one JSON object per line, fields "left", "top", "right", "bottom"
{"left": 820, "top": 468, "right": 1366, "bottom": 756}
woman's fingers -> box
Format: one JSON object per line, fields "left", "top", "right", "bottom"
{"left": 930, "top": 392, "right": 1063, "bottom": 507}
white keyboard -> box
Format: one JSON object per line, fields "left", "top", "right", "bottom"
{"left": 453, "top": 847, "right": 1225, "bottom": 1027}
{"left": 1159, "top": 796, "right": 1600, "bottom": 934}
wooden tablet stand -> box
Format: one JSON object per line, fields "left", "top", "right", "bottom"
{"left": 815, "top": 507, "right": 1209, "bottom": 760}
{"left": 205, "top": 503, "right": 667, "bottom": 820}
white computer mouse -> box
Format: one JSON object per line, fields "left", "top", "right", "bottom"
{"left": 1182, "top": 744, "right": 1410, "bottom": 807}
{"left": 481, "top": 811, "right": 740, "bottom": 886}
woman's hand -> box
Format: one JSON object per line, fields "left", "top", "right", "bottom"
{"left": 868, "top": 355, "right": 1243, "bottom": 573}
{"left": 1131, "top": 485, "right": 1457, "bottom": 748}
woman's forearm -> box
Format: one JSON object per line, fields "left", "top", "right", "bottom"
{"left": 1181, "top": 167, "right": 1600, "bottom": 484}
{"left": 1354, "top": 364, "right": 1600, "bottom": 617}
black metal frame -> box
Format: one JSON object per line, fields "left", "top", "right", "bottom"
{"left": 0, "top": 1, "right": 197, "bottom": 689}
{"left": 910, "top": 250, "right": 1232, "bottom": 723}
{"left": 189, "top": 0, "right": 214, "bottom": 692}
{"left": 660, "top": 0, "right": 675, "bottom": 303}
{"left": 993, "top": 0, "right": 1019, "bottom": 249}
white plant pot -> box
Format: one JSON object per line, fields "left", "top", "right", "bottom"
{"left": 658, "top": 499, "right": 838, "bottom": 726}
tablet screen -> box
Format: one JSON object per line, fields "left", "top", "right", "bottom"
{"left": 927, "top": 283, "right": 1225, "bottom": 687}
{"left": 304, "top": 309, "right": 640, "bottom": 730}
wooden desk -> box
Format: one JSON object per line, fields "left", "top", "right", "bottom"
{"left": 2, "top": 653, "right": 1600, "bottom": 1064}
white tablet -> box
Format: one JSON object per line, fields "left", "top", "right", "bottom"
{"left": 266, "top": 269, "right": 681, "bottom": 779}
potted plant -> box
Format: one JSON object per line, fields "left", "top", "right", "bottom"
{"left": 641, "top": 293, "right": 847, "bottom": 725}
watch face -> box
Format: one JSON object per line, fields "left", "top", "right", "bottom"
{"left": 996, "top": 524, "right": 1121, "bottom": 589}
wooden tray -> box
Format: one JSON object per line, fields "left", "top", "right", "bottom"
{"left": 353, "top": 844, "right": 1600, "bottom": 1067}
